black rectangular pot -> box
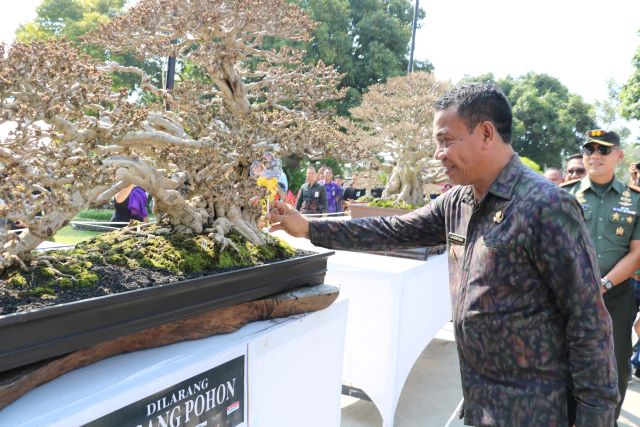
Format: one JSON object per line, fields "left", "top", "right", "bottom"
{"left": 0, "top": 251, "right": 332, "bottom": 373}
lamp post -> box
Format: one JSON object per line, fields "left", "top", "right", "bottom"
{"left": 407, "top": 0, "right": 420, "bottom": 73}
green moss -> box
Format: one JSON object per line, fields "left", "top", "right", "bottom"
{"left": 7, "top": 272, "right": 27, "bottom": 287}
{"left": 367, "top": 199, "right": 424, "bottom": 211}
{"left": 218, "top": 251, "right": 241, "bottom": 269}
{"left": 107, "top": 254, "right": 127, "bottom": 266}
{"left": 3, "top": 224, "right": 299, "bottom": 301}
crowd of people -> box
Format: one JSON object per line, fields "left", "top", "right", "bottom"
{"left": 269, "top": 82, "right": 640, "bottom": 426}
{"left": 295, "top": 166, "right": 370, "bottom": 215}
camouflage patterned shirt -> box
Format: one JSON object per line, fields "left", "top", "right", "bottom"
{"left": 309, "top": 155, "right": 618, "bottom": 426}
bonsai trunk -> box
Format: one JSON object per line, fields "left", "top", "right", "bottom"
{"left": 381, "top": 149, "right": 424, "bottom": 206}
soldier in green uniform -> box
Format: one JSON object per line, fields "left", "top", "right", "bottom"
{"left": 562, "top": 129, "right": 640, "bottom": 424}
{"left": 295, "top": 166, "right": 327, "bottom": 215}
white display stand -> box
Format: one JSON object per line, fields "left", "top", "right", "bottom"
{"left": 272, "top": 232, "right": 451, "bottom": 427}
{"left": 0, "top": 300, "right": 348, "bottom": 427}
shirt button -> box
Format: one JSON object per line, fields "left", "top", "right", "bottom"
{"left": 597, "top": 236, "right": 602, "bottom": 239}
{"left": 598, "top": 217, "right": 603, "bottom": 221}
{"left": 598, "top": 254, "right": 602, "bottom": 258}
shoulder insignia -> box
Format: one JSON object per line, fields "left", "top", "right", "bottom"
{"left": 628, "top": 183, "right": 640, "bottom": 193}
{"left": 560, "top": 178, "right": 581, "bottom": 187}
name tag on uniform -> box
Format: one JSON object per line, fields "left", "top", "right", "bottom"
{"left": 581, "top": 204, "right": 590, "bottom": 211}
{"left": 613, "top": 206, "right": 637, "bottom": 215}
{"left": 314, "top": 192, "right": 320, "bottom": 197}
{"left": 448, "top": 232, "right": 466, "bottom": 244}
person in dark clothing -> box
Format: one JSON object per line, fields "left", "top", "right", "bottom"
{"left": 563, "top": 129, "right": 640, "bottom": 424}
{"left": 111, "top": 184, "right": 148, "bottom": 227}
{"left": 295, "top": 167, "right": 327, "bottom": 215}
{"left": 269, "top": 82, "right": 618, "bottom": 426}
{"left": 343, "top": 174, "right": 367, "bottom": 202}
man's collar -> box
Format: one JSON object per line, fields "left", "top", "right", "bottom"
{"left": 459, "top": 154, "right": 522, "bottom": 204}
{"left": 487, "top": 154, "right": 522, "bottom": 200}
{"left": 576, "top": 176, "right": 625, "bottom": 194}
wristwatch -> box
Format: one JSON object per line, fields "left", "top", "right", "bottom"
{"left": 601, "top": 277, "right": 614, "bottom": 291}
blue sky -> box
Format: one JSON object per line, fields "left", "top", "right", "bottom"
{"left": 2, "top": 0, "right": 639, "bottom": 137}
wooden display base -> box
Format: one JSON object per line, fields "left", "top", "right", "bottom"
{"left": 0, "top": 284, "right": 338, "bottom": 410}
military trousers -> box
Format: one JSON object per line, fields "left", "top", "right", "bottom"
{"left": 603, "top": 280, "right": 638, "bottom": 422}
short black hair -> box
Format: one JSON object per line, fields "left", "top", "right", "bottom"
{"left": 435, "top": 82, "right": 513, "bottom": 144}
{"left": 567, "top": 153, "right": 582, "bottom": 161}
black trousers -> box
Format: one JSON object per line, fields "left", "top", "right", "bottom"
{"left": 603, "top": 280, "right": 638, "bottom": 422}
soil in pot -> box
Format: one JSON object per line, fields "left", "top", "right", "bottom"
{"left": 0, "top": 224, "right": 308, "bottom": 315}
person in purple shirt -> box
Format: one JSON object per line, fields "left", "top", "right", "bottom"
{"left": 111, "top": 183, "right": 148, "bottom": 228}
{"left": 322, "top": 168, "right": 343, "bottom": 213}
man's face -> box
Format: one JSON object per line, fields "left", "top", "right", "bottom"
{"left": 565, "top": 158, "right": 586, "bottom": 181}
{"left": 583, "top": 143, "right": 623, "bottom": 183}
{"left": 306, "top": 169, "right": 317, "bottom": 184}
{"left": 324, "top": 170, "right": 333, "bottom": 182}
{"left": 544, "top": 169, "right": 563, "bottom": 185}
{"left": 433, "top": 107, "right": 483, "bottom": 186}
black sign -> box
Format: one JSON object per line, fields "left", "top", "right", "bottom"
{"left": 84, "top": 355, "right": 245, "bottom": 427}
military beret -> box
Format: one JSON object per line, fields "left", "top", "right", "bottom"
{"left": 583, "top": 129, "right": 620, "bottom": 147}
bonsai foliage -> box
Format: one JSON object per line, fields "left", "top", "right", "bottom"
{"left": 0, "top": 0, "right": 351, "bottom": 273}
{"left": 346, "top": 72, "right": 448, "bottom": 206}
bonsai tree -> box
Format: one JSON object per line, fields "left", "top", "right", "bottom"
{"left": 0, "top": 0, "right": 351, "bottom": 273}
{"left": 345, "top": 72, "right": 448, "bottom": 206}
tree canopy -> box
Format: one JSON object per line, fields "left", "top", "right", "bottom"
{"left": 462, "top": 73, "right": 597, "bottom": 168}
{"left": 297, "top": 0, "right": 431, "bottom": 95}
{"left": 620, "top": 28, "right": 640, "bottom": 122}
{"left": 16, "top": 0, "right": 126, "bottom": 42}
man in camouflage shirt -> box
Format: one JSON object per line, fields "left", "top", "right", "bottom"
{"left": 270, "top": 83, "right": 618, "bottom": 426}
{"left": 562, "top": 129, "right": 640, "bottom": 424}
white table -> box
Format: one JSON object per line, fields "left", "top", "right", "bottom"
{"left": 0, "top": 300, "right": 348, "bottom": 427}
{"left": 272, "top": 232, "right": 451, "bottom": 427}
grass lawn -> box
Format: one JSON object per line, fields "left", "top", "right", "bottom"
{"left": 50, "top": 225, "right": 103, "bottom": 246}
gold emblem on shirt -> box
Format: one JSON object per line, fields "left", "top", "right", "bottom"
{"left": 612, "top": 212, "right": 621, "bottom": 221}
{"left": 623, "top": 190, "right": 631, "bottom": 198}
{"left": 576, "top": 192, "right": 586, "bottom": 204}
{"left": 627, "top": 216, "right": 634, "bottom": 224}
{"left": 493, "top": 210, "right": 504, "bottom": 224}
{"left": 616, "top": 227, "right": 624, "bottom": 236}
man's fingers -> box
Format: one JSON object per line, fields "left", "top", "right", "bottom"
{"left": 269, "top": 223, "right": 284, "bottom": 233}
{"left": 268, "top": 210, "right": 284, "bottom": 223}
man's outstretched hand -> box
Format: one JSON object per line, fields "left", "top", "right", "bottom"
{"left": 267, "top": 200, "right": 310, "bottom": 238}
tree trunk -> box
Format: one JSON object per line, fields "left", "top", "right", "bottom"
{"left": 382, "top": 158, "right": 424, "bottom": 206}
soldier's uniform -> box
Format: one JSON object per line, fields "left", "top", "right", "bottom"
{"left": 562, "top": 129, "right": 640, "bottom": 422}
{"left": 295, "top": 182, "right": 327, "bottom": 215}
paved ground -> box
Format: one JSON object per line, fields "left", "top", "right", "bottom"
{"left": 341, "top": 322, "right": 640, "bottom": 427}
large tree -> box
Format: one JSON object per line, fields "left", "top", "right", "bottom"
{"left": 298, "top": 0, "right": 430, "bottom": 94}
{"left": 463, "top": 73, "right": 597, "bottom": 167}
{"left": 504, "top": 73, "right": 597, "bottom": 167}
{"left": 344, "top": 72, "right": 447, "bottom": 205}
{"left": 620, "top": 28, "right": 640, "bottom": 122}
{"left": 16, "top": 0, "right": 127, "bottom": 41}
{"left": 0, "top": 0, "right": 352, "bottom": 272}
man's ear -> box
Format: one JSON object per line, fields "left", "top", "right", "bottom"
{"left": 617, "top": 149, "right": 625, "bottom": 164}
{"left": 479, "top": 121, "right": 495, "bottom": 148}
